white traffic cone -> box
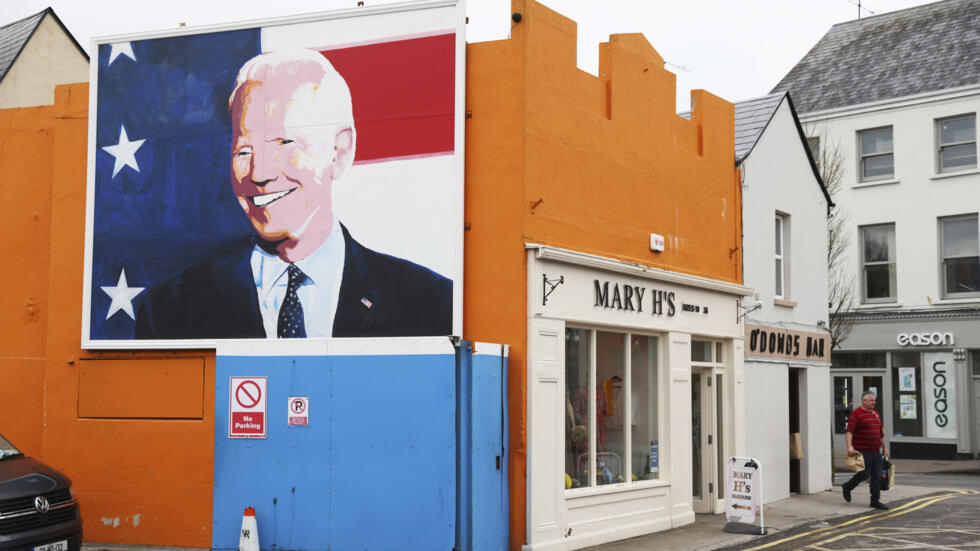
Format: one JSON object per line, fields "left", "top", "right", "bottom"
{"left": 239, "top": 506, "right": 259, "bottom": 551}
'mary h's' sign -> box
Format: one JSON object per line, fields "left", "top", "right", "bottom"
{"left": 745, "top": 324, "right": 829, "bottom": 361}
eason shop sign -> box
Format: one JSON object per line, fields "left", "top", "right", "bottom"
{"left": 897, "top": 332, "right": 954, "bottom": 346}
{"left": 922, "top": 352, "right": 957, "bottom": 439}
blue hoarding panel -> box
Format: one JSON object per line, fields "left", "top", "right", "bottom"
{"left": 470, "top": 351, "right": 509, "bottom": 551}
{"left": 213, "top": 353, "right": 455, "bottom": 551}
{"left": 330, "top": 354, "right": 456, "bottom": 550}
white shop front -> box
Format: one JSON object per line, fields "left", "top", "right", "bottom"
{"left": 524, "top": 245, "right": 752, "bottom": 550}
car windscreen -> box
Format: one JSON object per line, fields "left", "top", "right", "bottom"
{"left": 0, "top": 434, "right": 23, "bottom": 459}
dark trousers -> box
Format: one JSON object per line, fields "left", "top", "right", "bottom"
{"left": 844, "top": 450, "right": 883, "bottom": 504}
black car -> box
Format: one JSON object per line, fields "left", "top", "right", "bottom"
{"left": 0, "top": 434, "right": 81, "bottom": 551}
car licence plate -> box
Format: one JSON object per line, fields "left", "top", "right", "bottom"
{"left": 34, "top": 540, "right": 67, "bottom": 551}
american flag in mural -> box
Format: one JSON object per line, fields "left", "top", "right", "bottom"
{"left": 87, "top": 12, "right": 460, "bottom": 344}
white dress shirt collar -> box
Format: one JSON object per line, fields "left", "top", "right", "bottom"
{"left": 250, "top": 217, "right": 346, "bottom": 338}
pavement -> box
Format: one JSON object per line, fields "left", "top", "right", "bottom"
{"left": 77, "top": 458, "right": 980, "bottom": 551}
{"left": 583, "top": 457, "right": 980, "bottom": 551}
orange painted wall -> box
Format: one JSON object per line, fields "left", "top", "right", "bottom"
{"left": 0, "top": 84, "right": 214, "bottom": 547}
{"left": 0, "top": 101, "right": 55, "bottom": 456}
{"left": 464, "top": 2, "right": 741, "bottom": 548}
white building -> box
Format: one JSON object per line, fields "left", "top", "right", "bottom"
{"left": 735, "top": 92, "right": 834, "bottom": 502}
{"left": 772, "top": 0, "right": 980, "bottom": 460}
{"left": 0, "top": 8, "right": 88, "bottom": 109}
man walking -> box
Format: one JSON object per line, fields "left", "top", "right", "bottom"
{"left": 842, "top": 390, "right": 888, "bottom": 509}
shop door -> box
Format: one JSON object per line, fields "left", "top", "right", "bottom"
{"left": 831, "top": 373, "right": 884, "bottom": 457}
{"left": 692, "top": 368, "right": 725, "bottom": 513}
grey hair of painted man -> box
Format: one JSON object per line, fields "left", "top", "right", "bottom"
{"left": 228, "top": 48, "right": 357, "bottom": 163}
{"left": 860, "top": 390, "right": 877, "bottom": 400}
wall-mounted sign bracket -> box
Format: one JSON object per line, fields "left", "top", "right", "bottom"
{"left": 542, "top": 274, "right": 565, "bottom": 305}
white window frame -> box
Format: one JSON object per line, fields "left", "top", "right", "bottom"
{"left": 936, "top": 114, "right": 977, "bottom": 174}
{"left": 858, "top": 126, "right": 894, "bottom": 182}
{"left": 939, "top": 214, "right": 980, "bottom": 299}
{"left": 775, "top": 214, "right": 786, "bottom": 299}
{"left": 860, "top": 223, "right": 897, "bottom": 303}
{"left": 564, "top": 327, "right": 665, "bottom": 495}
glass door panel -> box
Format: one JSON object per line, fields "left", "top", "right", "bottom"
{"left": 833, "top": 376, "right": 852, "bottom": 435}
{"left": 715, "top": 373, "right": 725, "bottom": 500}
{"left": 863, "top": 376, "right": 883, "bottom": 415}
{"left": 692, "top": 372, "right": 702, "bottom": 500}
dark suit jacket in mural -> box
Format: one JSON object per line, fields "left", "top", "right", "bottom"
{"left": 134, "top": 225, "right": 452, "bottom": 339}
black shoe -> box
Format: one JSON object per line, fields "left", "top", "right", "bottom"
{"left": 842, "top": 486, "right": 851, "bottom": 503}
{"left": 871, "top": 502, "right": 889, "bottom": 510}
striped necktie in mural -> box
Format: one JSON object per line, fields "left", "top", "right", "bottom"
{"left": 277, "top": 264, "right": 308, "bottom": 338}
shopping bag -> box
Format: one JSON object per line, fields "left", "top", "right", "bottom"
{"left": 844, "top": 452, "right": 865, "bottom": 472}
{"left": 790, "top": 432, "right": 803, "bottom": 460}
{"left": 881, "top": 458, "right": 895, "bottom": 491}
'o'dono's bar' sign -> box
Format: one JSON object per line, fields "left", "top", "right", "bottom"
{"left": 745, "top": 324, "right": 829, "bottom": 361}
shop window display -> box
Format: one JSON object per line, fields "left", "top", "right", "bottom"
{"left": 891, "top": 351, "right": 923, "bottom": 437}
{"left": 631, "top": 335, "right": 660, "bottom": 481}
{"left": 565, "top": 328, "right": 592, "bottom": 489}
{"left": 564, "top": 327, "right": 662, "bottom": 491}
{"left": 593, "top": 331, "right": 626, "bottom": 485}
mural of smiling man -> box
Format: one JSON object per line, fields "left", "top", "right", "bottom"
{"left": 134, "top": 49, "right": 452, "bottom": 339}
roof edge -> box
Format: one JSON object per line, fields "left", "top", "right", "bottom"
{"left": 46, "top": 7, "right": 90, "bottom": 62}
{"left": 735, "top": 92, "right": 785, "bottom": 166}
{"left": 784, "top": 92, "right": 833, "bottom": 209}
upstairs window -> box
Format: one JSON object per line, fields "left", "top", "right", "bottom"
{"left": 940, "top": 215, "right": 980, "bottom": 297}
{"left": 937, "top": 115, "right": 977, "bottom": 173}
{"left": 858, "top": 126, "right": 894, "bottom": 182}
{"left": 775, "top": 214, "right": 785, "bottom": 299}
{"left": 806, "top": 136, "right": 821, "bottom": 170}
{"left": 860, "top": 224, "right": 897, "bottom": 303}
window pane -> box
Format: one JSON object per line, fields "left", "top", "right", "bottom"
{"left": 891, "top": 352, "right": 922, "bottom": 438}
{"left": 833, "top": 376, "right": 852, "bottom": 434}
{"left": 565, "top": 328, "right": 591, "bottom": 489}
{"left": 775, "top": 258, "right": 783, "bottom": 296}
{"left": 631, "top": 335, "right": 659, "bottom": 481}
{"left": 945, "top": 256, "right": 980, "bottom": 294}
{"left": 596, "top": 331, "right": 626, "bottom": 485}
{"left": 716, "top": 374, "right": 725, "bottom": 499}
{"left": 861, "top": 127, "right": 892, "bottom": 154}
{"left": 832, "top": 352, "right": 886, "bottom": 369}
{"left": 716, "top": 342, "right": 723, "bottom": 362}
{"left": 775, "top": 217, "right": 783, "bottom": 253}
{"left": 940, "top": 116, "right": 975, "bottom": 144}
{"left": 940, "top": 143, "right": 977, "bottom": 171}
{"left": 942, "top": 217, "right": 979, "bottom": 258}
{"left": 865, "top": 264, "right": 896, "bottom": 299}
{"left": 691, "top": 340, "right": 712, "bottom": 362}
{"left": 863, "top": 225, "right": 894, "bottom": 262}
{"left": 692, "top": 373, "right": 702, "bottom": 499}
{"left": 973, "top": 350, "right": 980, "bottom": 376}
{"left": 863, "top": 154, "right": 894, "bottom": 179}
{"left": 807, "top": 136, "right": 820, "bottom": 161}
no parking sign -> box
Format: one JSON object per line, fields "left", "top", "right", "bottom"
{"left": 288, "top": 396, "right": 309, "bottom": 426}
{"left": 229, "top": 377, "right": 267, "bottom": 438}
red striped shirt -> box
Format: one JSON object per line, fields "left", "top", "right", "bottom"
{"left": 846, "top": 407, "right": 883, "bottom": 451}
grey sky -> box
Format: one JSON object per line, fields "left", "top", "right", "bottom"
{"left": 5, "top": 0, "right": 938, "bottom": 110}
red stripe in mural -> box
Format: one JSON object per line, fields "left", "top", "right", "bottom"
{"left": 322, "top": 33, "right": 455, "bottom": 163}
